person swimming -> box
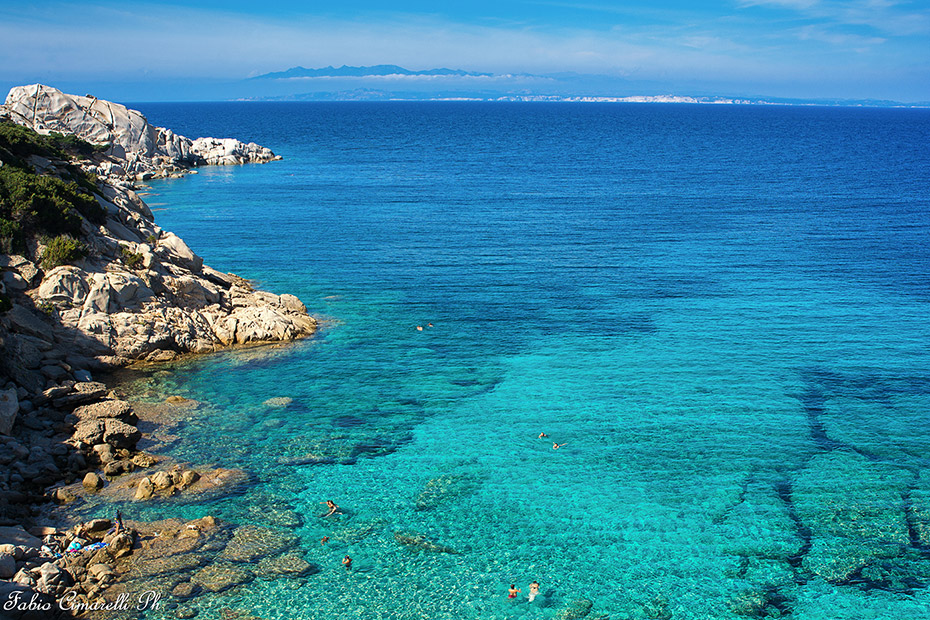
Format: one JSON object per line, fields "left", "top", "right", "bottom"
{"left": 321, "top": 500, "right": 342, "bottom": 517}
{"left": 321, "top": 536, "right": 330, "bottom": 545}
{"left": 538, "top": 432, "right": 548, "bottom": 439}
{"left": 528, "top": 581, "right": 540, "bottom": 602}
{"left": 343, "top": 555, "right": 353, "bottom": 569}
{"left": 508, "top": 585, "right": 521, "bottom": 599}
{"left": 553, "top": 442, "right": 566, "bottom": 450}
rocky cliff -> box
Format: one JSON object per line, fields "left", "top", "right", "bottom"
{"left": 0, "top": 85, "right": 319, "bottom": 617}
{"left": 0, "top": 83, "right": 316, "bottom": 503}
{"left": 4, "top": 84, "right": 280, "bottom": 180}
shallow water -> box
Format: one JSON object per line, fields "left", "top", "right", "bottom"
{"left": 99, "top": 102, "right": 930, "bottom": 619}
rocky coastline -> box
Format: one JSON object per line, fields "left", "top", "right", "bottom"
{"left": 0, "top": 85, "right": 317, "bottom": 618}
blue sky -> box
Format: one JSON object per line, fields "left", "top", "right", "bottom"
{"left": 0, "top": 0, "right": 928, "bottom": 101}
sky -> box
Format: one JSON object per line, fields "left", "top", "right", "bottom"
{"left": 0, "top": 0, "right": 928, "bottom": 102}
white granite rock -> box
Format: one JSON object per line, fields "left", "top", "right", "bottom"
{"left": 37, "top": 266, "right": 89, "bottom": 304}
{"left": 5, "top": 84, "right": 280, "bottom": 178}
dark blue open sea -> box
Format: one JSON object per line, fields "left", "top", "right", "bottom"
{"left": 106, "top": 102, "right": 930, "bottom": 618}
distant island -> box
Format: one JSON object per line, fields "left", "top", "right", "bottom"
{"left": 252, "top": 65, "right": 493, "bottom": 80}
{"left": 241, "top": 65, "right": 928, "bottom": 108}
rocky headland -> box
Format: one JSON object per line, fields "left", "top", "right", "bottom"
{"left": 0, "top": 85, "right": 317, "bottom": 617}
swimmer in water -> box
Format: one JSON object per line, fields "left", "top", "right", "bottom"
{"left": 343, "top": 555, "right": 353, "bottom": 569}
{"left": 553, "top": 442, "right": 567, "bottom": 450}
{"left": 538, "top": 432, "right": 548, "bottom": 439}
{"left": 416, "top": 325, "right": 424, "bottom": 331}
{"left": 321, "top": 536, "right": 330, "bottom": 545}
{"left": 321, "top": 500, "right": 342, "bottom": 517}
{"left": 528, "top": 581, "right": 540, "bottom": 602}
{"left": 508, "top": 585, "right": 521, "bottom": 599}
{"left": 428, "top": 323, "right": 434, "bottom": 327}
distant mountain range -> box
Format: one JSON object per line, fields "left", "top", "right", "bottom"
{"left": 234, "top": 65, "right": 928, "bottom": 107}
{"left": 26, "top": 65, "right": 922, "bottom": 106}
{"left": 252, "top": 65, "right": 493, "bottom": 79}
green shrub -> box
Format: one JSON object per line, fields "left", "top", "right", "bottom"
{"left": 0, "top": 164, "right": 105, "bottom": 242}
{"left": 0, "top": 217, "right": 23, "bottom": 254}
{"left": 120, "top": 244, "right": 144, "bottom": 270}
{"left": 47, "top": 132, "right": 109, "bottom": 157}
{"left": 0, "top": 120, "right": 105, "bottom": 164}
{"left": 41, "top": 235, "right": 87, "bottom": 269}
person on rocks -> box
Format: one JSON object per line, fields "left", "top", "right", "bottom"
{"left": 321, "top": 500, "right": 342, "bottom": 517}
{"left": 107, "top": 509, "right": 125, "bottom": 536}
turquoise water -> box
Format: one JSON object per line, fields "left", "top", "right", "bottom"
{"left": 112, "top": 103, "right": 930, "bottom": 619}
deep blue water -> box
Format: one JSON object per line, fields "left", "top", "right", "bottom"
{"left": 108, "top": 103, "right": 930, "bottom": 619}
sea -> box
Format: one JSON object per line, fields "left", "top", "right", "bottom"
{"left": 91, "top": 102, "right": 930, "bottom": 619}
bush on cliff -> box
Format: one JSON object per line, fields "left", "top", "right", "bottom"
{"left": 0, "top": 120, "right": 107, "bottom": 163}
{"left": 40, "top": 234, "right": 87, "bottom": 269}
{"left": 0, "top": 149, "right": 106, "bottom": 252}
{"left": 120, "top": 244, "right": 144, "bottom": 270}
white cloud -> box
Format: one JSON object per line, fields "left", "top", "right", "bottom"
{"left": 737, "top": 0, "right": 930, "bottom": 36}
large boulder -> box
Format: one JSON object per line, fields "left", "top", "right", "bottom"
{"left": 156, "top": 232, "right": 203, "bottom": 272}
{"left": 0, "top": 526, "right": 43, "bottom": 549}
{"left": 34, "top": 561, "right": 73, "bottom": 596}
{"left": 72, "top": 399, "right": 134, "bottom": 421}
{"left": 81, "top": 272, "right": 111, "bottom": 315}
{"left": 0, "top": 388, "right": 18, "bottom": 435}
{"left": 73, "top": 418, "right": 141, "bottom": 449}
{"left": 106, "top": 271, "right": 152, "bottom": 306}
{"left": 0, "top": 552, "right": 15, "bottom": 578}
{"left": 37, "top": 265, "right": 90, "bottom": 304}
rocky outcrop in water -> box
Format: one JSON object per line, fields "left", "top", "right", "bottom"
{"left": 4, "top": 84, "right": 280, "bottom": 180}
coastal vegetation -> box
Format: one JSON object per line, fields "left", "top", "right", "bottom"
{"left": 40, "top": 234, "right": 88, "bottom": 269}
{"left": 0, "top": 119, "right": 104, "bottom": 256}
{"left": 120, "top": 244, "right": 145, "bottom": 269}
